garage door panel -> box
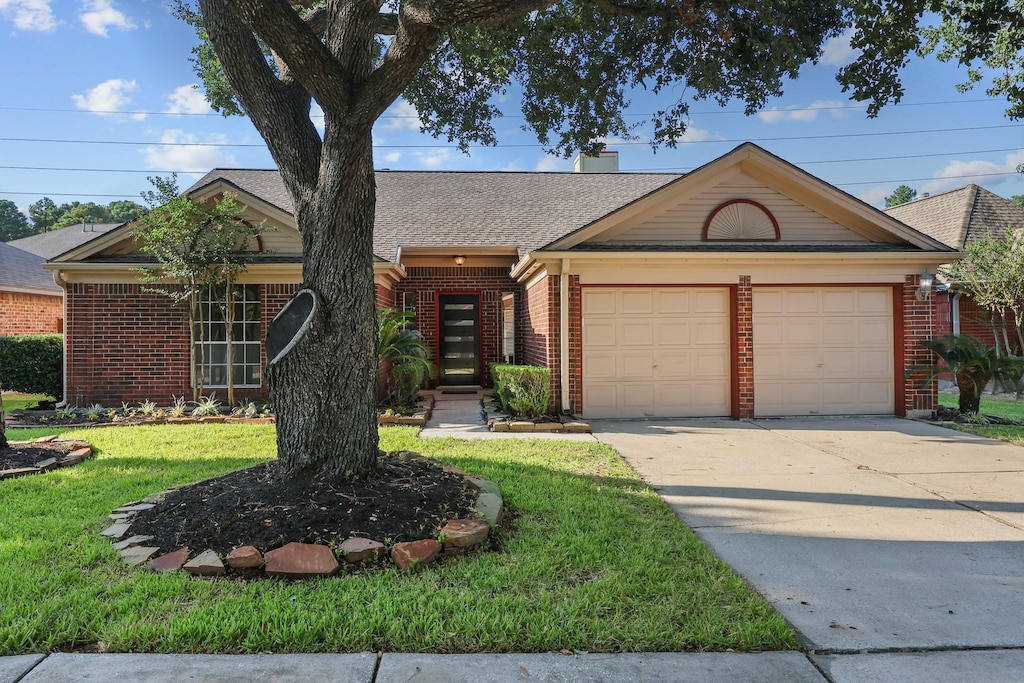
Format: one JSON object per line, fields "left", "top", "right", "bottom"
{"left": 755, "top": 286, "right": 893, "bottom": 417}
{"left": 621, "top": 290, "right": 654, "bottom": 314}
{"left": 583, "top": 287, "right": 730, "bottom": 418}
{"left": 584, "top": 290, "right": 617, "bottom": 315}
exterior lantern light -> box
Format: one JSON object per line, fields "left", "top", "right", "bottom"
{"left": 454, "top": 255, "right": 466, "bottom": 267}
{"left": 917, "top": 268, "right": 934, "bottom": 301}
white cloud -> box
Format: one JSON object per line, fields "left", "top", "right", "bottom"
{"left": 165, "top": 85, "right": 211, "bottom": 115}
{"left": 412, "top": 148, "right": 451, "bottom": 169}
{"left": 680, "top": 127, "right": 715, "bottom": 142}
{"left": 858, "top": 185, "right": 894, "bottom": 207}
{"left": 71, "top": 78, "right": 144, "bottom": 119}
{"left": 821, "top": 30, "right": 858, "bottom": 66}
{"left": 0, "top": 0, "right": 57, "bottom": 31}
{"left": 534, "top": 155, "right": 563, "bottom": 172}
{"left": 79, "top": 0, "right": 134, "bottom": 36}
{"left": 382, "top": 151, "right": 402, "bottom": 164}
{"left": 922, "top": 150, "right": 1024, "bottom": 195}
{"left": 384, "top": 99, "right": 423, "bottom": 131}
{"left": 757, "top": 100, "right": 849, "bottom": 123}
{"left": 140, "top": 129, "right": 237, "bottom": 176}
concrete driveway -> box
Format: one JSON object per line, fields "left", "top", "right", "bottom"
{"left": 594, "top": 417, "right": 1024, "bottom": 655}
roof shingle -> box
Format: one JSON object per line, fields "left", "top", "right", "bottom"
{"left": 0, "top": 242, "right": 61, "bottom": 292}
{"left": 884, "top": 185, "right": 1024, "bottom": 249}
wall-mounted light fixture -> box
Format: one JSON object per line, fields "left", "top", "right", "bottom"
{"left": 454, "top": 255, "right": 466, "bottom": 267}
{"left": 916, "top": 268, "right": 934, "bottom": 301}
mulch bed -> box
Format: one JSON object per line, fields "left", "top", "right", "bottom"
{"left": 934, "top": 404, "right": 1024, "bottom": 425}
{"left": 128, "top": 452, "right": 478, "bottom": 558}
{"left": 0, "top": 440, "right": 83, "bottom": 470}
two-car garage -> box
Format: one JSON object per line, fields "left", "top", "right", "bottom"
{"left": 582, "top": 286, "right": 896, "bottom": 419}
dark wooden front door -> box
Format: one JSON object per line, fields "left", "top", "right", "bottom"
{"left": 439, "top": 294, "right": 480, "bottom": 385}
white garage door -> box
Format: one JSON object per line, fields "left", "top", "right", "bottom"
{"left": 582, "top": 288, "right": 731, "bottom": 418}
{"left": 754, "top": 287, "right": 894, "bottom": 416}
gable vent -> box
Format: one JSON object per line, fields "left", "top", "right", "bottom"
{"left": 703, "top": 199, "right": 780, "bottom": 241}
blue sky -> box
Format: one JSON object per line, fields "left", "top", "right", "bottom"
{"left": 1, "top": 0, "right": 1023, "bottom": 220}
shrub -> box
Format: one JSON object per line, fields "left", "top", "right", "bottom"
{"left": 909, "top": 333, "right": 1024, "bottom": 414}
{"left": 378, "top": 308, "right": 434, "bottom": 408}
{"left": 0, "top": 334, "right": 62, "bottom": 400}
{"left": 491, "top": 363, "right": 551, "bottom": 419}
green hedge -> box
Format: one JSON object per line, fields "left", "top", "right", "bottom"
{"left": 491, "top": 363, "right": 551, "bottom": 419}
{"left": 0, "top": 334, "right": 62, "bottom": 400}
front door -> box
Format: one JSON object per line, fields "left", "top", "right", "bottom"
{"left": 439, "top": 294, "right": 480, "bottom": 385}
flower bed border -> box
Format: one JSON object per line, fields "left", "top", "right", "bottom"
{"left": 0, "top": 436, "right": 94, "bottom": 480}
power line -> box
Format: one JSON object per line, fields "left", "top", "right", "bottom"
{"left": 4, "top": 146, "right": 1022, "bottom": 177}
{"left": 0, "top": 97, "right": 1005, "bottom": 120}
{"left": 1, "top": 122, "right": 1022, "bottom": 151}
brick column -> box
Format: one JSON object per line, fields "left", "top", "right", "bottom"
{"left": 568, "top": 275, "right": 583, "bottom": 415}
{"left": 735, "top": 276, "right": 754, "bottom": 418}
{"left": 902, "top": 275, "right": 937, "bottom": 415}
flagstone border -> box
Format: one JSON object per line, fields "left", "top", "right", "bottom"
{"left": 0, "top": 436, "right": 94, "bottom": 480}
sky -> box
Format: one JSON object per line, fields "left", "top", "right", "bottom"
{"left": 1, "top": 0, "right": 1023, "bottom": 221}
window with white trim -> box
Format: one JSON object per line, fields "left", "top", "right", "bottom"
{"left": 194, "top": 284, "right": 262, "bottom": 388}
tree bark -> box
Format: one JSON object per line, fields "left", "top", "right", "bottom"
{"left": 263, "top": 128, "right": 380, "bottom": 479}
{"left": 956, "top": 369, "right": 989, "bottom": 414}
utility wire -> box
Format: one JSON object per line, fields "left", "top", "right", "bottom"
{"left": 1, "top": 122, "right": 1021, "bottom": 150}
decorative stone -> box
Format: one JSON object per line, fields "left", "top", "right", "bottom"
{"left": 466, "top": 477, "right": 500, "bottom": 496}
{"left": 150, "top": 547, "right": 189, "bottom": 572}
{"left": 474, "top": 492, "right": 504, "bottom": 526}
{"left": 339, "top": 537, "right": 384, "bottom": 563}
{"left": 396, "top": 416, "right": 425, "bottom": 425}
{"left": 33, "top": 435, "right": 59, "bottom": 443}
{"left": 440, "top": 519, "right": 490, "bottom": 549}
{"left": 390, "top": 539, "right": 441, "bottom": 570}
{"left": 265, "top": 542, "right": 339, "bottom": 578}
{"left": 111, "top": 535, "right": 154, "bottom": 550}
{"left": 226, "top": 545, "right": 264, "bottom": 569}
{"left": 113, "top": 503, "right": 156, "bottom": 514}
{"left": 67, "top": 447, "right": 92, "bottom": 460}
{"left": 34, "top": 458, "right": 59, "bottom": 471}
{"left": 108, "top": 512, "right": 134, "bottom": 522}
{"left": 166, "top": 417, "right": 195, "bottom": 423}
{"left": 183, "top": 549, "right": 226, "bottom": 577}
{"left": 510, "top": 421, "right": 534, "bottom": 432}
{"left": 491, "top": 422, "right": 510, "bottom": 433}
{"left": 442, "top": 466, "right": 469, "bottom": 477}
{"left": 100, "top": 522, "right": 131, "bottom": 538}
{"left": 562, "top": 421, "right": 591, "bottom": 433}
{"left": 198, "top": 416, "right": 226, "bottom": 423}
{"left": 533, "top": 422, "right": 564, "bottom": 432}
{"left": 121, "top": 546, "right": 159, "bottom": 566}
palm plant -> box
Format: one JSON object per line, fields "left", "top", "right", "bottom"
{"left": 378, "top": 308, "right": 435, "bottom": 408}
{"left": 911, "top": 334, "right": 1024, "bottom": 414}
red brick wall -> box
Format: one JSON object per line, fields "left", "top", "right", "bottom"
{"left": 735, "top": 277, "right": 754, "bottom": 418}
{"left": 0, "top": 291, "right": 62, "bottom": 335}
{"left": 394, "top": 266, "right": 521, "bottom": 387}
{"left": 66, "top": 283, "right": 299, "bottom": 407}
{"left": 522, "top": 274, "right": 562, "bottom": 409}
{"left": 375, "top": 282, "right": 396, "bottom": 400}
{"left": 957, "top": 294, "right": 1002, "bottom": 349}
{"left": 902, "top": 275, "right": 937, "bottom": 414}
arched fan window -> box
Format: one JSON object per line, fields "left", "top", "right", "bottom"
{"left": 702, "top": 199, "right": 780, "bottom": 241}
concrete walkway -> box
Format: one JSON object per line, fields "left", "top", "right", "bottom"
{"left": 7, "top": 415, "right": 1024, "bottom": 681}
{"left": 418, "top": 391, "right": 595, "bottom": 440}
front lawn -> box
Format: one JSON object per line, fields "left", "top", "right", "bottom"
{"left": 938, "top": 392, "right": 1024, "bottom": 445}
{"left": 0, "top": 424, "right": 795, "bottom": 655}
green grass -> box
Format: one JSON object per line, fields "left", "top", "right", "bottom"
{"left": 938, "top": 392, "right": 1024, "bottom": 444}
{"left": 0, "top": 424, "right": 796, "bottom": 655}
{"left": 1, "top": 392, "right": 52, "bottom": 412}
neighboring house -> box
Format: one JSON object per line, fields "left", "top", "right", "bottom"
{"left": 45, "top": 143, "right": 952, "bottom": 417}
{"left": 0, "top": 241, "right": 63, "bottom": 335}
{"left": 885, "top": 185, "right": 1024, "bottom": 351}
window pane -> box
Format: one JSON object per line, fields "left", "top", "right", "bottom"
{"left": 245, "top": 322, "right": 260, "bottom": 340}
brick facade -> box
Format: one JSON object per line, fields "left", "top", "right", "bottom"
{"left": 66, "top": 283, "right": 299, "bottom": 406}
{"left": 902, "top": 275, "right": 938, "bottom": 414}
{"left": 394, "top": 266, "right": 521, "bottom": 387}
{"left": 0, "top": 291, "right": 62, "bottom": 335}
{"left": 522, "top": 274, "right": 561, "bottom": 408}
{"left": 734, "top": 277, "right": 754, "bottom": 418}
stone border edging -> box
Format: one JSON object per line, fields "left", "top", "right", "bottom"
{"left": 0, "top": 437, "right": 94, "bottom": 480}
{"left": 377, "top": 394, "right": 435, "bottom": 427}
{"left": 482, "top": 397, "right": 591, "bottom": 433}
{"left": 101, "top": 464, "right": 502, "bottom": 578}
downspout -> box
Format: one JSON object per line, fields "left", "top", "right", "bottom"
{"left": 53, "top": 270, "right": 69, "bottom": 408}
{"left": 560, "top": 258, "right": 570, "bottom": 413}
{"left": 952, "top": 291, "right": 962, "bottom": 337}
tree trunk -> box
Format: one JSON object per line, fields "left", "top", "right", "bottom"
{"left": 264, "top": 129, "right": 379, "bottom": 479}
{"left": 956, "top": 369, "right": 989, "bottom": 414}
{"left": 225, "top": 277, "right": 236, "bottom": 407}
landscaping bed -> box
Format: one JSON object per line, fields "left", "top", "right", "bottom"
{"left": 482, "top": 395, "right": 591, "bottom": 433}
{"left": 934, "top": 392, "right": 1024, "bottom": 445}
{"left": 0, "top": 436, "right": 93, "bottom": 479}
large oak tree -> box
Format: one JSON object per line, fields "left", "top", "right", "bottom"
{"left": 183, "top": 0, "right": 1023, "bottom": 479}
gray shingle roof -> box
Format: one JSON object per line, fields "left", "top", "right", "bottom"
{"left": 9, "top": 223, "right": 122, "bottom": 259}
{"left": 884, "top": 185, "right": 1024, "bottom": 249}
{"left": 0, "top": 242, "right": 61, "bottom": 292}
{"left": 187, "top": 169, "right": 680, "bottom": 260}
